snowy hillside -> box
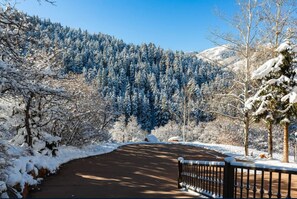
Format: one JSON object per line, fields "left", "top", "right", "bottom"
{"left": 196, "top": 45, "right": 250, "bottom": 71}
{"left": 197, "top": 45, "right": 238, "bottom": 67}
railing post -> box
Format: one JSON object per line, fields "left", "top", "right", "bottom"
{"left": 223, "top": 157, "right": 235, "bottom": 199}
{"left": 178, "top": 157, "right": 184, "bottom": 189}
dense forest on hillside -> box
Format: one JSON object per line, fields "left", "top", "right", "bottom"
{"left": 26, "top": 16, "right": 231, "bottom": 131}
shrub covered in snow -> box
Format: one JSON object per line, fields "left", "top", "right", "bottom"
{"left": 152, "top": 117, "right": 296, "bottom": 155}
{"left": 10, "top": 132, "right": 61, "bottom": 156}
{"left": 152, "top": 121, "right": 182, "bottom": 142}
{"left": 110, "top": 115, "right": 146, "bottom": 142}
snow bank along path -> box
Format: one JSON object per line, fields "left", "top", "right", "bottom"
{"left": 28, "top": 143, "right": 227, "bottom": 198}
{"left": 1, "top": 142, "right": 122, "bottom": 198}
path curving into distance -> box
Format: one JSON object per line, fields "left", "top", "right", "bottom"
{"left": 29, "top": 144, "right": 227, "bottom": 198}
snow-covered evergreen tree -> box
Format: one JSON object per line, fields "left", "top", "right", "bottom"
{"left": 246, "top": 40, "right": 297, "bottom": 162}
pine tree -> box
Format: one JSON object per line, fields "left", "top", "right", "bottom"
{"left": 247, "top": 40, "right": 297, "bottom": 162}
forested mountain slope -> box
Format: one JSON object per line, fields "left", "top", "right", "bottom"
{"left": 27, "top": 16, "right": 230, "bottom": 131}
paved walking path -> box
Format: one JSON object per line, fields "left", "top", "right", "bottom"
{"left": 29, "top": 144, "right": 227, "bottom": 198}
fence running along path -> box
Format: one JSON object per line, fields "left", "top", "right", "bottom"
{"left": 178, "top": 157, "right": 297, "bottom": 198}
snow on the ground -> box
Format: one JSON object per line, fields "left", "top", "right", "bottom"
{"left": 183, "top": 141, "right": 297, "bottom": 170}
{"left": 145, "top": 134, "right": 159, "bottom": 143}
{"left": 180, "top": 187, "right": 206, "bottom": 198}
{"left": 196, "top": 45, "right": 242, "bottom": 70}
{"left": 197, "top": 45, "right": 237, "bottom": 66}
{"left": 1, "top": 141, "right": 123, "bottom": 197}
{"left": 3, "top": 139, "right": 297, "bottom": 198}
{"left": 168, "top": 136, "right": 182, "bottom": 142}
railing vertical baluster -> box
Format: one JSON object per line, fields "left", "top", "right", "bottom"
{"left": 219, "top": 167, "right": 222, "bottom": 197}
{"left": 198, "top": 164, "right": 201, "bottom": 190}
{"left": 234, "top": 167, "right": 238, "bottom": 198}
{"left": 260, "top": 170, "right": 265, "bottom": 198}
{"left": 183, "top": 164, "right": 185, "bottom": 187}
{"left": 188, "top": 163, "right": 190, "bottom": 187}
{"left": 190, "top": 163, "right": 193, "bottom": 187}
{"left": 210, "top": 165, "right": 212, "bottom": 193}
{"left": 187, "top": 164, "right": 190, "bottom": 186}
{"left": 193, "top": 163, "right": 196, "bottom": 190}
{"left": 203, "top": 165, "right": 206, "bottom": 191}
{"left": 253, "top": 169, "right": 257, "bottom": 198}
{"left": 207, "top": 165, "right": 210, "bottom": 193}
{"left": 208, "top": 165, "right": 211, "bottom": 193}
{"left": 277, "top": 172, "right": 282, "bottom": 198}
{"left": 268, "top": 171, "right": 272, "bottom": 198}
{"left": 197, "top": 164, "right": 199, "bottom": 190}
{"left": 215, "top": 166, "right": 218, "bottom": 197}
{"left": 211, "top": 166, "right": 215, "bottom": 195}
{"left": 246, "top": 169, "right": 250, "bottom": 198}
{"left": 287, "top": 174, "right": 292, "bottom": 199}
{"left": 193, "top": 163, "right": 195, "bottom": 188}
{"left": 196, "top": 164, "right": 198, "bottom": 189}
{"left": 202, "top": 164, "right": 204, "bottom": 191}
{"left": 183, "top": 164, "right": 186, "bottom": 186}
{"left": 196, "top": 165, "right": 198, "bottom": 189}
{"left": 205, "top": 166, "right": 209, "bottom": 192}
{"left": 193, "top": 164, "right": 197, "bottom": 190}
{"left": 205, "top": 165, "right": 209, "bottom": 192}
{"left": 209, "top": 165, "right": 212, "bottom": 193}
{"left": 212, "top": 165, "right": 215, "bottom": 194}
{"left": 205, "top": 165, "right": 207, "bottom": 192}
{"left": 192, "top": 164, "right": 196, "bottom": 188}
{"left": 240, "top": 168, "right": 244, "bottom": 198}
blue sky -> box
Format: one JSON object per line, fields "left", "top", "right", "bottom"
{"left": 15, "top": 0, "right": 237, "bottom": 52}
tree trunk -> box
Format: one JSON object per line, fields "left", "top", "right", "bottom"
{"left": 25, "top": 93, "right": 33, "bottom": 147}
{"left": 244, "top": 112, "right": 249, "bottom": 156}
{"left": 268, "top": 122, "right": 273, "bottom": 158}
{"left": 182, "top": 94, "right": 187, "bottom": 142}
{"left": 283, "top": 123, "right": 289, "bottom": 163}
{"left": 182, "top": 100, "right": 186, "bottom": 142}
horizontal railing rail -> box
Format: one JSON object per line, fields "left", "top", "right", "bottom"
{"left": 178, "top": 157, "right": 297, "bottom": 198}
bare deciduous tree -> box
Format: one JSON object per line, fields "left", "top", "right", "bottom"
{"left": 209, "top": 0, "right": 261, "bottom": 156}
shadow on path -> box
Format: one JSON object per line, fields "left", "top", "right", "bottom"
{"left": 28, "top": 144, "right": 227, "bottom": 198}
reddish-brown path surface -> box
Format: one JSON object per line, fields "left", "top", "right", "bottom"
{"left": 28, "top": 144, "right": 227, "bottom": 198}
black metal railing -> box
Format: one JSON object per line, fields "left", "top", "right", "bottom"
{"left": 178, "top": 157, "right": 297, "bottom": 198}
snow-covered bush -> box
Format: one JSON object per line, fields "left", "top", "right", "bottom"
{"left": 109, "top": 115, "right": 126, "bottom": 142}
{"left": 185, "top": 117, "right": 243, "bottom": 145}
{"left": 110, "top": 115, "right": 145, "bottom": 142}
{"left": 152, "top": 121, "right": 182, "bottom": 142}
{"left": 0, "top": 97, "right": 23, "bottom": 140}
{"left": 0, "top": 142, "right": 9, "bottom": 182}
{"left": 186, "top": 116, "right": 295, "bottom": 155}
{"left": 10, "top": 131, "right": 61, "bottom": 156}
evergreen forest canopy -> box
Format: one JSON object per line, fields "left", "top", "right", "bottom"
{"left": 27, "top": 16, "right": 230, "bottom": 131}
